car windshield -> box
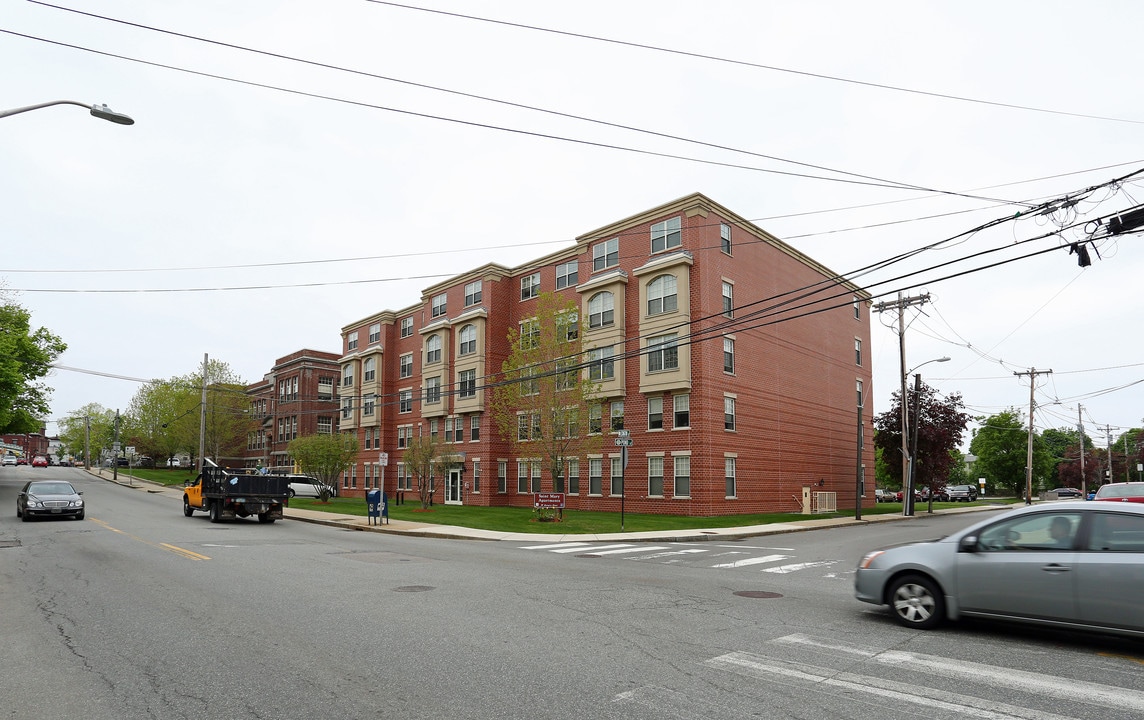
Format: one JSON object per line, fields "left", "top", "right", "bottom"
{"left": 29, "top": 482, "right": 76, "bottom": 495}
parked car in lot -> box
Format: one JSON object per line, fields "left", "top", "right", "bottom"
{"left": 281, "top": 475, "right": 336, "bottom": 498}
{"left": 1050, "top": 487, "right": 1084, "bottom": 499}
{"left": 855, "top": 501, "right": 1144, "bottom": 638}
{"left": 874, "top": 489, "right": 894, "bottom": 503}
{"left": 16, "top": 480, "right": 85, "bottom": 521}
{"left": 1093, "top": 482, "right": 1144, "bottom": 503}
{"left": 944, "top": 484, "right": 978, "bottom": 502}
{"left": 895, "top": 489, "right": 922, "bottom": 503}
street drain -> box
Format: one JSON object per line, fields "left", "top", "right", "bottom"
{"left": 734, "top": 590, "right": 783, "bottom": 599}
{"left": 393, "top": 585, "right": 435, "bottom": 593}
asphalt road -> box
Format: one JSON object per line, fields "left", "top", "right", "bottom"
{"left": 3, "top": 466, "right": 1144, "bottom": 720}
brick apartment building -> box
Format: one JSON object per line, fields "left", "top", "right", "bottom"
{"left": 243, "top": 349, "right": 342, "bottom": 472}
{"left": 336, "top": 193, "right": 874, "bottom": 516}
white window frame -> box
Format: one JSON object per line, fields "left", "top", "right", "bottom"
{"left": 555, "top": 260, "right": 578, "bottom": 289}
{"left": 400, "top": 317, "right": 413, "bottom": 337}
{"left": 647, "top": 396, "right": 663, "bottom": 431}
{"left": 588, "top": 291, "right": 615, "bottom": 329}
{"left": 521, "top": 272, "right": 540, "bottom": 300}
{"left": 724, "top": 395, "right": 736, "bottom": 431}
{"left": 651, "top": 216, "right": 681, "bottom": 253}
{"left": 673, "top": 454, "right": 691, "bottom": 498}
{"left": 720, "top": 222, "right": 732, "bottom": 254}
{"left": 648, "top": 456, "right": 664, "bottom": 497}
{"left": 592, "top": 238, "right": 618, "bottom": 272}
{"left": 431, "top": 293, "right": 447, "bottom": 318}
{"left": 588, "top": 345, "right": 614, "bottom": 381}
{"left": 399, "top": 353, "right": 413, "bottom": 378}
{"left": 368, "top": 323, "right": 381, "bottom": 344}
{"left": 673, "top": 394, "right": 690, "bottom": 428}
{"left": 722, "top": 280, "right": 734, "bottom": 318}
{"left": 464, "top": 280, "right": 482, "bottom": 306}
{"left": 426, "top": 334, "right": 442, "bottom": 364}
{"left": 723, "top": 337, "right": 735, "bottom": 374}
{"left": 459, "top": 324, "right": 477, "bottom": 355}
{"left": 647, "top": 334, "right": 679, "bottom": 372}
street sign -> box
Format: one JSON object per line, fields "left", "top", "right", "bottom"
{"left": 616, "top": 429, "right": 630, "bottom": 437}
{"left": 379, "top": 452, "right": 388, "bottom": 466}
{"left": 614, "top": 438, "right": 632, "bottom": 447}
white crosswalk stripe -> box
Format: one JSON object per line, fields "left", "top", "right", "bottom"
{"left": 519, "top": 542, "right": 844, "bottom": 577}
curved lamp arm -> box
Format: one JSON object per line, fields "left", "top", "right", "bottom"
{"left": 0, "top": 100, "right": 134, "bottom": 125}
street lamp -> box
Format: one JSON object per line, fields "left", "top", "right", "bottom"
{"left": 903, "top": 356, "right": 950, "bottom": 516}
{"left": 0, "top": 100, "right": 134, "bottom": 124}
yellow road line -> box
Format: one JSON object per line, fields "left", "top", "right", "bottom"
{"left": 89, "top": 518, "right": 212, "bottom": 561}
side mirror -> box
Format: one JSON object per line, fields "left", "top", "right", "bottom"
{"left": 958, "top": 535, "right": 979, "bottom": 553}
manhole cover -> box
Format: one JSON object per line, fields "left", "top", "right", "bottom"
{"left": 393, "top": 585, "right": 435, "bottom": 593}
{"left": 0, "top": 539, "right": 20, "bottom": 549}
{"left": 734, "top": 590, "right": 783, "bottom": 599}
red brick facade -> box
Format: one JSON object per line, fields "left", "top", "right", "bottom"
{"left": 242, "top": 349, "right": 342, "bottom": 472}
{"left": 336, "top": 194, "right": 874, "bottom": 516}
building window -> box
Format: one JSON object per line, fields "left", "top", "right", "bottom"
{"left": 720, "top": 222, "right": 732, "bottom": 254}
{"left": 857, "top": 379, "right": 864, "bottom": 408}
{"left": 610, "top": 457, "right": 623, "bottom": 496}
{"left": 725, "top": 457, "right": 737, "bottom": 498}
{"left": 498, "top": 461, "right": 507, "bottom": 494}
{"left": 399, "top": 353, "right": 413, "bottom": 379}
{"left": 647, "top": 334, "right": 679, "bottom": 372}
{"left": 464, "top": 280, "right": 482, "bottom": 306}
{"left": 722, "top": 281, "right": 734, "bottom": 318}
{"left": 459, "top": 369, "right": 476, "bottom": 398}
{"left": 651, "top": 216, "right": 681, "bottom": 253}
{"left": 724, "top": 396, "right": 736, "bottom": 431}
{"left": 317, "top": 416, "right": 332, "bottom": 434}
{"left": 519, "top": 366, "right": 540, "bottom": 397}
{"left": 673, "top": 455, "right": 691, "bottom": 497}
{"left": 647, "top": 274, "right": 678, "bottom": 316}
{"left": 648, "top": 396, "right": 663, "bottom": 430}
{"left": 558, "top": 311, "right": 578, "bottom": 343}
{"left": 429, "top": 419, "right": 439, "bottom": 441}
{"left": 397, "top": 425, "right": 408, "bottom": 448}
{"left": 556, "top": 260, "right": 578, "bottom": 289}
{"left": 853, "top": 296, "right": 861, "bottom": 320}
{"left": 400, "top": 316, "right": 413, "bottom": 337}
{"left": 342, "top": 364, "right": 354, "bottom": 387}
{"left": 470, "top": 414, "right": 480, "bottom": 441}
{"left": 458, "top": 324, "right": 477, "bottom": 355}
{"left": 426, "top": 334, "right": 442, "bottom": 364}
{"left": 368, "top": 323, "right": 381, "bottom": 344}
{"left": 587, "top": 404, "right": 603, "bottom": 435}
{"left": 347, "top": 331, "right": 359, "bottom": 351}
{"left": 588, "top": 291, "right": 615, "bottom": 329}
{"left": 472, "top": 459, "right": 480, "bottom": 493}
{"left": 318, "top": 377, "right": 334, "bottom": 401}
{"left": 588, "top": 345, "right": 614, "bottom": 381}
{"left": 453, "top": 415, "right": 464, "bottom": 442}
{"left": 444, "top": 417, "right": 454, "bottom": 444}
{"left": 855, "top": 338, "right": 862, "bottom": 366}
{"left": 431, "top": 293, "right": 447, "bottom": 318}
{"left": 610, "top": 401, "right": 624, "bottom": 432}
{"left": 673, "top": 394, "right": 690, "bottom": 428}
{"left": 521, "top": 272, "right": 540, "bottom": 301}
{"left": 341, "top": 397, "right": 353, "bottom": 420}
{"left": 593, "top": 238, "right": 618, "bottom": 272}
{"left": 364, "top": 427, "right": 373, "bottom": 449}
{"left": 517, "top": 462, "right": 528, "bottom": 493}
{"left": 723, "top": 337, "right": 735, "bottom": 373}
{"left": 531, "top": 461, "right": 541, "bottom": 494}
{"left": 425, "top": 377, "right": 441, "bottom": 405}
{"left": 567, "top": 458, "right": 579, "bottom": 495}
{"left": 648, "top": 457, "right": 664, "bottom": 497}
{"left": 520, "top": 318, "right": 539, "bottom": 350}
{"left": 589, "top": 458, "right": 603, "bottom": 495}
{"left": 363, "top": 357, "right": 376, "bottom": 382}
{"left": 363, "top": 395, "right": 375, "bottom": 417}
{"left": 399, "top": 389, "right": 413, "bottom": 414}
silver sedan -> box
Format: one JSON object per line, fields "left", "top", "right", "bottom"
{"left": 855, "top": 501, "right": 1144, "bottom": 638}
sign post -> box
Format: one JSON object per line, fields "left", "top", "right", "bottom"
{"left": 614, "top": 430, "right": 632, "bottom": 530}
{"left": 379, "top": 451, "right": 388, "bottom": 500}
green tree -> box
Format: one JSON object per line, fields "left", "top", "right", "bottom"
{"left": 403, "top": 433, "right": 441, "bottom": 509}
{"left": 171, "top": 359, "right": 254, "bottom": 466}
{"left": 873, "top": 381, "right": 970, "bottom": 508}
{"left": 57, "top": 404, "right": 116, "bottom": 467}
{"left": 0, "top": 297, "right": 66, "bottom": 434}
{"left": 287, "top": 433, "right": 359, "bottom": 501}
{"left": 488, "top": 292, "right": 601, "bottom": 496}
{"left": 969, "top": 410, "right": 1053, "bottom": 496}
{"left": 122, "top": 379, "right": 200, "bottom": 463}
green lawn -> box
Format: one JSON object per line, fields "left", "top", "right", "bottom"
{"left": 286, "top": 495, "right": 1016, "bottom": 534}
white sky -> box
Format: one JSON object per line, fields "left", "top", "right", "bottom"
{"left": 3, "top": 0, "right": 1143, "bottom": 451}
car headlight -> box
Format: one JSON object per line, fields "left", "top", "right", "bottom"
{"left": 858, "top": 550, "right": 885, "bottom": 569}
{"left": 71, "top": 499, "right": 83, "bottom": 507}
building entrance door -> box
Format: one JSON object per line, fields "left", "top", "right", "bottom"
{"left": 445, "top": 468, "right": 463, "bottom": 505}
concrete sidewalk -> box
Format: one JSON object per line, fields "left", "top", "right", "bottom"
{"left": 89, "top": 466, "right": 1010, "bottom": 543}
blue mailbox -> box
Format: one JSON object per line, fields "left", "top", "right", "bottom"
{"left": 366, "top": 489, "right": 388, "bottom": 525}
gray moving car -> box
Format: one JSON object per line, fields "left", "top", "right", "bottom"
{"left": 16, "top": 480, "right": 86, "bottom": 521}
{"left": 855, "top": 501, "right": 1144, "bottom": 638}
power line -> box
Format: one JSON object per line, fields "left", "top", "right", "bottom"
{"left": 365, "top": 1, "right": 1144, "bottom": 126}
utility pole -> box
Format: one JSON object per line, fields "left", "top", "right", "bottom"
{"left": 872, "top": 291, "right": 930, "bottom": 516}
{"left": 84, "top": 415, "right": 91, "bottom": 470}
{"left": 112, "top": 409, "right": 120, "bottom": 483}
{"left": 199, "top": 353, "right": 208, "bottom": 473}
{"left": 1106, "top": 425, "right": 1113, "bottom": 488}
{"left": 1014, "top": 368, "right": 1051, "bottom": 504}
{"left": 1077, "top": 405, "right": 1086, "bottom": 497}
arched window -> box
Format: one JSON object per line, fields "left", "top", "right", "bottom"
{"left": 426, "top": 334, "right": 442, "bottom": 364}
{"left": 588, "top": 291, "right": 615, "bottom": 329}
{"left": 647, "top": 275, "right": 677, "bottom": 316}
{"left": 459, "top": 325, "right": 477, "bottom": 355}
{"left": 363, "top": 357, "right": 376, "bottom": 382}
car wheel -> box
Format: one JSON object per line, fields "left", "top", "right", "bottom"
{"left": 288, "top": 488, "right": 296, "bottom": 498}
{"left": 183, "top": 497, "right": 194, "bottom": 517}
{"left": 209, "top": 501, "right": 221, "bottom": 523}
{"left": 257, "top": 512, "right": 276, "bottom": 524}
{"left": 888, "top": 574, "right": 944, "bottom": 630}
